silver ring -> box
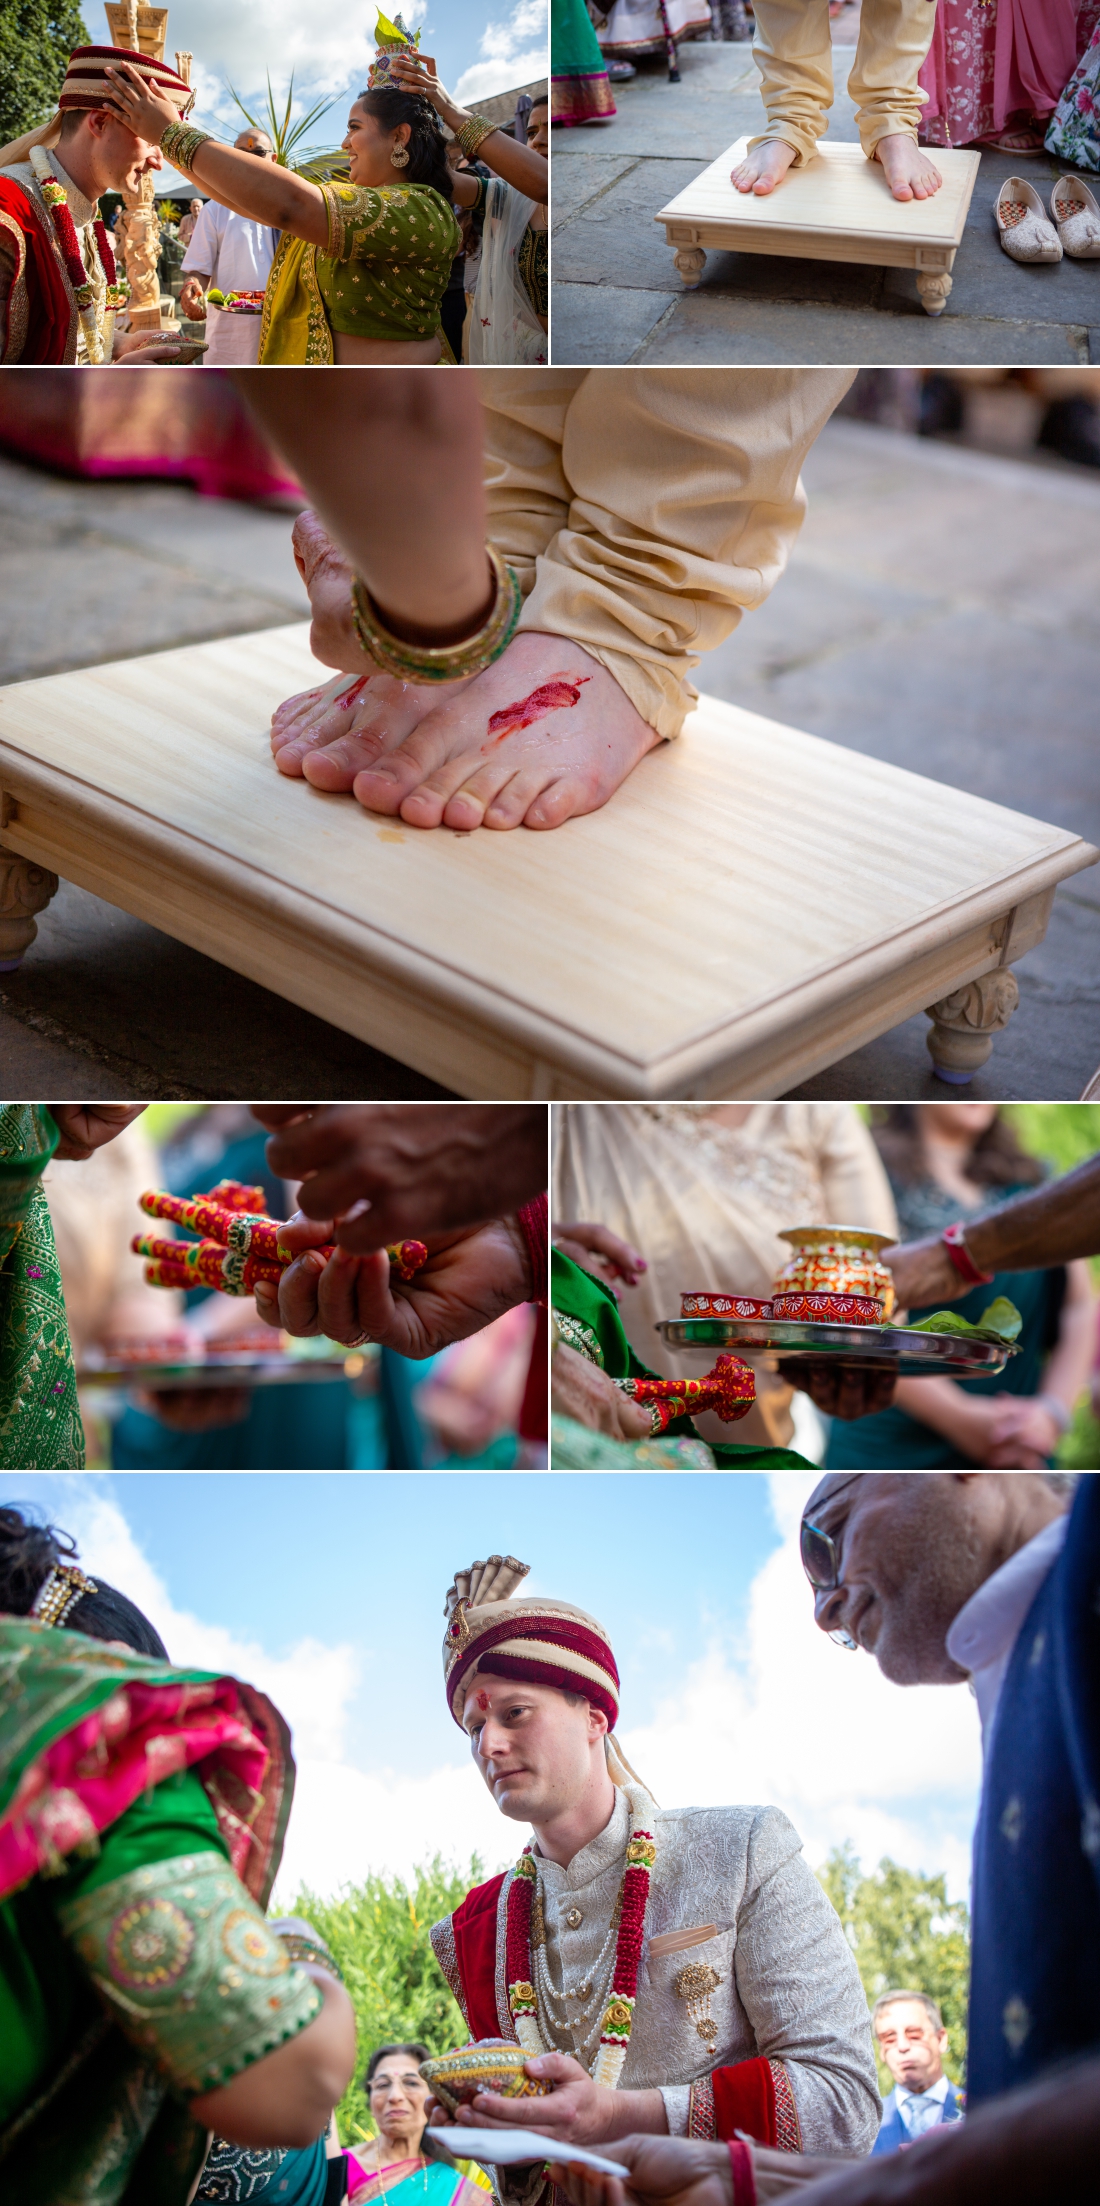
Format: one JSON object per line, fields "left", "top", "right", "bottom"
{"left": 346, "top": 1332, "right": 373, "bottom": 1347}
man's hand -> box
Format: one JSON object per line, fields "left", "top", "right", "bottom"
{"left": 780, "top": 1358, "right": 898, "bottom": 1421}
{"left": 882, "top": 1234, "right": 962, "bottom": 1311}
{"left": 254, "top": 1216, "right": 530, "bottom": 1357}
{"left": 551, "top": 2137, "right": 860, "bottom": 2206}
{"left": 252, "top": 1104, "right": 546, "bottom": 1248}
{"left": 49, "top": 1106, "right": 145, "bottom": 1160}
{"left": 554, "top": 1222, "right": 647, "bottom": 1297}
{"left": 135, "top": 1383, "right": 253, "bottom": 1432}
{"left": 553, "top": 1342, "right": 651, "bottom": 1442}
{"left": 179, "top": 273, "right": 208, "bottom": 319}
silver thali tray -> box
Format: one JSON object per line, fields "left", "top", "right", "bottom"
{"left": 78, "top": 1347, "right": 369, "bottom": 1390}
{"left": 656, "top": 1316, "right": 1015, "bottom": 1378}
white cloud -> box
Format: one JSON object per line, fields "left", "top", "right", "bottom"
{"left": 272, "top": 1756, "right": 512, "bottom": 1907}
{"left": 51, "top": 1484, "right": 357, "bottom": 1764}
{"left": 617, "top": 1473, "right": 982, "bottom": 1902}
{"left": 452, "top": 0, "right": 547, "bottom": 103}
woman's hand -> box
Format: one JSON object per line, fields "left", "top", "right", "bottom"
{"left": 253, "top": 1215, "right": 531, "bottom": 1357}
{"left": 102, "top": 59, "right": 181, "bottom": 144}
{"left": 389, "top": 52, "right": 460, "bottom": 126}
{"left": 552, "top": 1342, "right": 651, "bottom": 1442}
{"left": 49, "top": 1105, "right": 145, "bottom": 1159}
{"left": 553, "top": 1221, "right": 647, "bottom": 1296}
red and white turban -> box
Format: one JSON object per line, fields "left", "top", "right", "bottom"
{"left": 59, "top": 45, "right": 195, "bottom": 116}
{"left": 444, "top": 1556, "right": 621, "bottom": 1726}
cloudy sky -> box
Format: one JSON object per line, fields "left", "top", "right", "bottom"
{"left": 89, "top": 1, "right": 547, "bottom": 181}
{"left": 11, "top": 1472, "right": 983, "bottom": 1909}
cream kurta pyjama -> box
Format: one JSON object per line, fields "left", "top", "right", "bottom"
{"left": 478, "top": 369, "right": 853, "bottom": 740}
{"left": 522, "top": 1787, "right": 878, "bottom": 2150}
{"left": 749, "top": 0, "right": 939, "bottom": 165}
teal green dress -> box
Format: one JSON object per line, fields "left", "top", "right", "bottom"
{"left": 824, "top": 1175, "right": 1059, "bottom": 1469}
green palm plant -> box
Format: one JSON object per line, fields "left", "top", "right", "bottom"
{"left": 226, "top": 71, "right": 349, "bottom": 181}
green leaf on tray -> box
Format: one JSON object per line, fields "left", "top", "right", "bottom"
{"left": 909, "top": 1297, "right": 1022, "bottom": 1347}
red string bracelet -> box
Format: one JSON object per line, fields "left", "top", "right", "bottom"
{"left": 728, "top": 2137, "right": 757, "bottom": 2206}
{"left": 941, "top": 1221, "right": 995, "bottom": 1288}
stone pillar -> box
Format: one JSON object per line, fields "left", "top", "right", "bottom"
{"left": 0, "top": 853, "right": 60, "bottom": 971}
{"left": 925, "top": 970, "right": 1020, "bottom": 1084}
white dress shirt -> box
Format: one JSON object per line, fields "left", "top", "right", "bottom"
{"left": 945, "top": 1513, "right": 1070, "bottom": 1750}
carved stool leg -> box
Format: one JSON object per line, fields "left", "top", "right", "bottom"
{"left": 925, "top": 971, "right": 1020, "bottom": 1084}
{"left": 674, "top": 246, "right": 707, "bottom": 286}
{"left": 0, "top": 853, "right": 60, "bottom": 971}
{"left": 916, "top": 269, "right": 952, "bottom": 316}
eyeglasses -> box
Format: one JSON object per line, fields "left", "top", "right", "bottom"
{"left": 799, "top": 1516, "right": 857, "bottom": 1650}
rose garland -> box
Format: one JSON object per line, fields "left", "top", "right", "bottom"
{"left": 29, "top": 147, "right": 125, "bottom": 363}
{"left": 506, "top": 1814, "right": 656, "bottom": 2089}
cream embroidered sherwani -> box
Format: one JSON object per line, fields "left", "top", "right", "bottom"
{"left": 477, "top": 370, "right": 854, "bottom": 741}
{"left": 441, "top": 1788, "right": 879, "bottom": 2158}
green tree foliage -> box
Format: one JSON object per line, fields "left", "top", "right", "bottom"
{"left": 286, "top": 1855, "right": 482, "bottom": 2145}
{"left": 817, "top": 1845, "right": 970, "bottom": 2093}
{"left": 0, "top": 0, "right": 90, "bottom": 145}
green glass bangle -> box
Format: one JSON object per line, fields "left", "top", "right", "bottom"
{"left": 350, "top": 545, "right": 521, "bottom": 683}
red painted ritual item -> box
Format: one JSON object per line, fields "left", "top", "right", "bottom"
{"left": 619, "top": 1352, "right": 756, "bottom": 1432}
{"left": 770, "top": 1291, "right": 885, "bottom": 1326}
{"left": 486, "top": 674, "right": 591, "bottom": 744}
{"left": 130, "top": 1179, "right": 427, "bottom": 1297}
{"left": 681, "top": 1293, "right": 773, "bottom": 1319}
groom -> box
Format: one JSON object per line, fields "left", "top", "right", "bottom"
{"left": 429, "top": 1557, "right": 877, "bottom": 2179}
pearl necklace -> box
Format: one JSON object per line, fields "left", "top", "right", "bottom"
{"left": 530, "top": 1859, "right": 624, "bottom": 2072}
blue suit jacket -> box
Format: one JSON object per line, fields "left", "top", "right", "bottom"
{"left": 968, "top": 1475, "right": 1100, "bottom": 2105}
{"left": 871, "top": 2082, "right": 965, "bottom": 2154}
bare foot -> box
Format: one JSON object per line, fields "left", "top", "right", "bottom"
{"left": 874, "top": 133, "right": 942, "bottom": 201}
{"left": 271, "top": 667, "right": 471, "bottom": 787}
{"left": 345, "top": 632, "right": 662, "bottom": 832}
{"left": 730, "top": 139, "right": 797, "bottom": 195}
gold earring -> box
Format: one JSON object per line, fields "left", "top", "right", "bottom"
{"left": 390, "top": 141, "right": 409, "bottom": 167}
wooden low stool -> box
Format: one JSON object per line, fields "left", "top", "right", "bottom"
{"left": 656, "top": 136, "right": 981, "bottom": 314}
{"left": 0, "top": 624, "right": 1094, "bottom": 1099}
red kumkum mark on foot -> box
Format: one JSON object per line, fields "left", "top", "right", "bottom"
{"left": 485, "top": 675, "right": 591, "bottom": 746}
{"left": 338, "top": 676, "right": 370, "bottom": 709}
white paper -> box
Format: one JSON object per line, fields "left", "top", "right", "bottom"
{"left": 431, "top": 2127, "right": 628, "bottom": 2177}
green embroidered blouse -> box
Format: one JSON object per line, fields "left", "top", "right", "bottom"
{"left": 0, "top": 1103, "right": 83, "bottom": 1469}
{"left": 317, "top": 178, "right": 461, "bottom": 340}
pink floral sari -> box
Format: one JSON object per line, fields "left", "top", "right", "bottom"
{"left": 919, "top": 0, "right": 1081, "bottom": 146}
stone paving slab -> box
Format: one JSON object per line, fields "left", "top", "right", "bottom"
{"left": 552, "top": 151, "right": 640, "bottom": 228}
{"left": 636, "top": 295, "right": 1086, "bottom": 364}
{"left": 552, "top": 282, "right": 680, "bottom": 364}
{"left": 551, "top": 39, "right": 1100, "bottom": 363}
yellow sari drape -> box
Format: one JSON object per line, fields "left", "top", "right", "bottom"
{"left": 259, "top": 181, "right": 460, "bottom": 365}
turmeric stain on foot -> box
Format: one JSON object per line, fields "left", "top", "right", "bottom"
{"left": 485, "top": 675, "right": 591, "bottom": 747}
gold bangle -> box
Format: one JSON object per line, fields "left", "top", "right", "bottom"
{"left": 160, "top": 121, "right": 212, "bottom": 173}
{"left": 350, "top": 544, "right": 521, "bottom": 683}
{"left": 454, "top": 114, "right": 497, "bottom": 161}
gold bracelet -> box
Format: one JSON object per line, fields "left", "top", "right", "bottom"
{"left": 454, "top": 114, "right": 498, "bottom": 161}
{"left": 160, "top": 121, "right": 212, "bottom": 173}
{"left": 350, "top": 544, "right": 521, "bottom": 683}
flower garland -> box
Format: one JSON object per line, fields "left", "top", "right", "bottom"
{"left": 29, "top": 146, "right": 125, "bottom": 363}
{"left": 506, "top": 1805, "right": 656, "bottom": 2090}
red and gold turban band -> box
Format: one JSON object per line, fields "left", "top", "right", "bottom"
{"left": 59, "top": 45, "right": 195, "bottom": 116}
{"left": 443, "top": 1556, "right": 621, "bottom": 1728}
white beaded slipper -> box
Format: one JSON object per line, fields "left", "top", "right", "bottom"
{"left": 1051, "top": 175, "right": 1100, "bottom": 259}
{"left": 994, "top": 176, "right": 1062, "bottom": 262}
